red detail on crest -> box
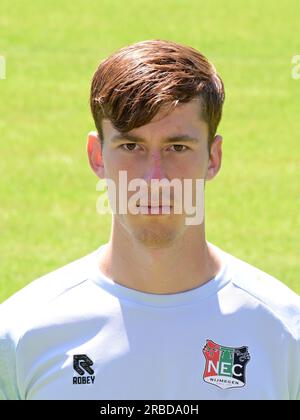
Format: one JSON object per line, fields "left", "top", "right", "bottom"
{"left": 203, "top": 340, "right": 220, "bottom": 378}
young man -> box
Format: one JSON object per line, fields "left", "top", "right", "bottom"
{"left": 0, "top": 40, "right": 299, "bottom": 400}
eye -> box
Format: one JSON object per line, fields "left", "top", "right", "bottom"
{"left": 169, "top": 144, "right": 188, "bottom": 152}
{"left": 120, "top": 143, "right": 139, "bottom": 152}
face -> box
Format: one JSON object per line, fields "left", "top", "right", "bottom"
{"left": 87, "top": 99, "right": 222, "bottom": 249}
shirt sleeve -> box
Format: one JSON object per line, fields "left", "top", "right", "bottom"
{"left": 0, "top": 308, "right": 20, "bottom": 400}
{"left": 288, "top": 329, "right": 300, "bottom": 400}
{"left": 296, "top": 340, "right": 300, "bottom": 400}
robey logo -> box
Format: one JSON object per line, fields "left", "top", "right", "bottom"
{"left": 73, "top": 354, "right": 95, "bottom": 385}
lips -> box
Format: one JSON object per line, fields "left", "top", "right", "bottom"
{"left": 136, "top": 203, "right": 173, "bottom": 208}
{"left": 137, "top": 205, "right": 173, "bottom": 209}
{"left": 137, "top": 205, "right": 172, "bottom": 215}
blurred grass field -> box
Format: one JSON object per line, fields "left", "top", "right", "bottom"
{"left": 0, "top": 0, "right": 299, "bottom": 302}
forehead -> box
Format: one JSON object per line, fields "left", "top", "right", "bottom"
{"left": 102, "top": 99, "right": 208, "bottom": 141}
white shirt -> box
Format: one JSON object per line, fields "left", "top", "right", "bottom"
{"left": 0, "top": 242, "right": 299, "bottom": 400}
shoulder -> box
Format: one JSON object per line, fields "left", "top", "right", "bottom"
{"left": 0, "top": 248, "right": 99, "bottom": 344}
{"left": 0, "top": 248, "right": 100, "bottom": 399}
{"left": 219, "top": 247, "right": 300, "bottom": 338}
{"left": 2, "top": 249, "right": 96, "bottom": 309}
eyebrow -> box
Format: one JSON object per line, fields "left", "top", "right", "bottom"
{"left": 110, "top": 133, "right": 200, "bottom": 144}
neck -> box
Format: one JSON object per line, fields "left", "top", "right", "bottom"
{"left": 98, "top": 218, "right": 223, "bottom": 294}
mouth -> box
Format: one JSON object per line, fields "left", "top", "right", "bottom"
{"left": 137, "top": 205, "right": 173, "bottom": 215}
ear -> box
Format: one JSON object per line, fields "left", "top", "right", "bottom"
{"left": 206, "top": 134, "right": 222, "bottom": 181}
{"left": 86, "top": 131, "right": 105, "bottom": 178}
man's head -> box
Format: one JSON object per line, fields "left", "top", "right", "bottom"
{"left": 87, "top": 40, "right": 225, "bottom": 249}
{"left": 90, "top": 39, "right": 225, "bottom": 153}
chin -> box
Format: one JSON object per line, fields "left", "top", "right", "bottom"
{"left": 132, "top": 226, "right": 180, "bottom": 249}
{"left": 115, "top": 214, "right": 186, "bottom": 249}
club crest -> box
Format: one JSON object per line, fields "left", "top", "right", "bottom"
{"left": 203, "top": 340, "right": 250, "bottom": 390}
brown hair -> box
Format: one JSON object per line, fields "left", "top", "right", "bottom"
{"left": 90, "top": 40, "right": 225, "bottom": 151}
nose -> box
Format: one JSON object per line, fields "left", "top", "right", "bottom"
{"left": 140, "top": 151, "right": 173, "bottom": 207}
{"left": 143, "top": 151, "right": 167, "bottom": 183}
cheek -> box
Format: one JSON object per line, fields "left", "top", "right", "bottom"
{"left": 191, "top": 150, "right": 209, "bottom": 177}
{"left": 103, "top": 156, "right": 144, "bottom": 186}
{"left": 169, "top": 155, "right": 207, "bottom": 179}
{"left": 103, "top": 151, "right": 129, "bottom": 177}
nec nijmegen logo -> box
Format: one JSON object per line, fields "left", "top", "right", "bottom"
{"left": 73, "top": 355, "right": 95, "bottom": 385}
{"left": 203, "top": 340, "right": 250, "bottom": 390}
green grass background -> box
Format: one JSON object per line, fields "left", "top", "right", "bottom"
{"left": 0, "top": 0, "right": 299, "bottom": 302}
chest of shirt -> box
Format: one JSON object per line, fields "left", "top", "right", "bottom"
{"left": 16, "top": 315, "right": 290, "bottom": 400}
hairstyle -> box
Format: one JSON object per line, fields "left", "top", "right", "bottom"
{"left": 90, "top": 39, "right": 225, "bottom": 152}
